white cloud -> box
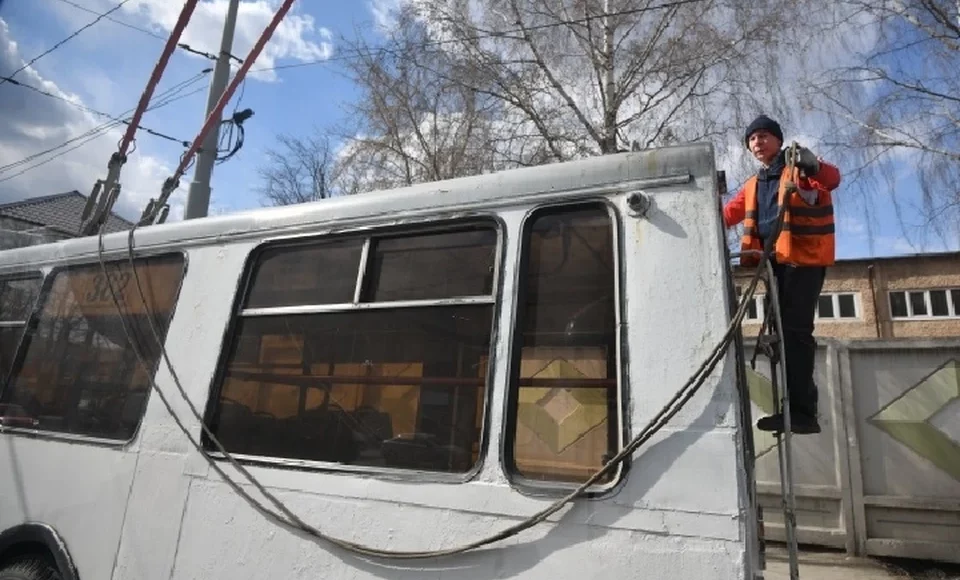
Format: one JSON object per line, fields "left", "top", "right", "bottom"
{"left": 369, "top": 0, "right": 406, "bottom": 33}
{"left": 0, "top": 18, "right": 180, "bottom": 222}
{"left": 121, "top": 0, "right": 333, "bottom": 81}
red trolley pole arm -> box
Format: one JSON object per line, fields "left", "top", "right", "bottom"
{"left": 116, "top": 0, "right": 202, "bottom": 160}
{"left": 82, "top": 0, "right": 201, "bottom": 236}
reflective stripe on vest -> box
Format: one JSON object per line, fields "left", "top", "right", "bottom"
{"left": 738, "top": 167, "right": 835, "bottom": 267}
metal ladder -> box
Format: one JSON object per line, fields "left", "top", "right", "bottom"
{"left": 747, "top": 253, "right": 800, "bottom": 580}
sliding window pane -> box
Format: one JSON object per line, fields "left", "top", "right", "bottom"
{"left": 245, "top": 239, "right": 363, "bottom": 309}
{"left": 367, "top": 228, "right": 497, "bottom": 302}
{"left": 214, "top": 306, "right": 493, "bottom": 472}
{"left": 1, "top": 255, "right": 184, "bottom": 439}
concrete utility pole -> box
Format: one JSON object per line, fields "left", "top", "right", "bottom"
{"left": 184, "top": 0, "right": 240, "bottom": 220}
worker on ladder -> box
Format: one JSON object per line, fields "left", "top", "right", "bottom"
{"left": 722, "top": 115, "right": 842, "bottom": 435}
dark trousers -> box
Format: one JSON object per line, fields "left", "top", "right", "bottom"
{"left": 766, "top": 261, "right": 826, "bottom": 419}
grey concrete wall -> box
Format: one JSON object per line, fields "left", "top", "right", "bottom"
{"left": 0, "top": 217, "right": 69, "bottom": 251}
{"left": 744, "top": 338, "right": 960, "bottom": 564}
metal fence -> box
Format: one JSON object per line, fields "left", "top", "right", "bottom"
{"left": 744, "top": 338, "right": 960, "bottom": 564}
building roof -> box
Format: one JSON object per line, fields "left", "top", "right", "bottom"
{"left": 0, "top": 191, "right": 134, "bottom": 236}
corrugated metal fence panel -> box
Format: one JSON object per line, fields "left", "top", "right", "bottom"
{"left": 842, "top": 341, "right": 960, "bottom": 563}
{"left": 744, "top": 342, "right": 851, "bottom": 550}
{"left": 744, "top": 337, "right": 960, "bottom": 564}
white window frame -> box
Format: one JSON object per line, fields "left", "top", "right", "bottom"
{"left": 888, "top": 288, "right": 960, "bottom": 320}
{"left": 815, "top": 292, "right": 860, "bottom": 321}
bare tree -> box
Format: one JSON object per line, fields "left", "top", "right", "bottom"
{"left": 330, "top": 10, "right": 507, "bottom": 193}
{"left": 260, "top": 0, "right": 814, "bottom": 202}
{"left": 257, "top": 133, "right": 345, "bottom": 206}
{"left": 804, "top": 0, "right": 960, "bottom": 248}
{"left": 409, "top": 0, "right": 805, "bottom": 158}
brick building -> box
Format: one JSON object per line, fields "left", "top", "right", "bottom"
{"left": 734, "top": 251, "right": 960, "bottom": 339}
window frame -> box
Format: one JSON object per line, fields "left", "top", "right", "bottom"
{"left": 0, "top": 271, "right": 44, "bottom": 389}
{"left": 502, "top": 199, "right": 627, "bottom": 495}
{"left": 202, "top": 216, "right": 507, "bottom": 482}
{"left": 815, "top": 292, "right": 860, "bottom": 321}
{"left": 0, "top": 251, "right": 189, "bottom": 446}
{"left": 888, "top": 288, "right": 960, "bottom": 320}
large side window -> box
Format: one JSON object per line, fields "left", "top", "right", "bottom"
{"left": 0, "top": 274, "right": 42, "bottom": 380}
{"left": 508, "top": 204, "right": 620, "bottom": 485}
{"left": 210, "top": 223, "right": 498, "bottom": 474}
{"left": 0, "top": 254, "right": 185, "bottom": 440}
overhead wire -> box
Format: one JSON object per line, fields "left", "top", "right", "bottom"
{"left": 0, "top": 78, "right": 209, "bottom": 183}
{"left": 0, "top": 0, "right": 134, "bottom": 86}
{"left": 0, "top": 75, "right": 194, "bottom": 147}
{"left": 51, "top": 0, "right": 166, "bottom": 40}
{"left": 49, "top": 0, "right": 221, "bottom": 61}
{"left": 0, "top": 70, "right": 210, "bottom": 176}
{"left": 0, "top": 69, "right": 208, "bottom": 173}
{"left": 0, "top": 91, "right": 206, "bottom": 185}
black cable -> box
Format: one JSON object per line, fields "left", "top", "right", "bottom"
{"left": 50, "top": 0, "right": 219, "bottom": 61}
{"left": 0, "top": 71, "right": 210, "bottom": 178}
{"left": 0, "top": 0, "right": 134, "bottom": 86}
{"left": 215, "top": 108, "right": 253, "bottom": 163}
{"left": 0, "top": 75, "right": 192, "bottom": 147}
{"left": 0, "top": 85, "right": 207, "bottom": 183}
{"left": 52, "top": 0, "right": 164, "bottom": 39}
{"left": 93, "top": 166, "right": 784, "bottom": 559}
{"left": 0, "top": 70, "right": 208, "bottom": 173}
{"left": 177, "top": 43, "right": 217, "bottom": 61}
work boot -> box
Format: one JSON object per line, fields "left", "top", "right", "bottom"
{"left": 756, "top": 413, "right": 821, "bottom": 435}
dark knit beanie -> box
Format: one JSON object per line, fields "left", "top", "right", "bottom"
{"left": 744, "top": 115, "right": 783, "bottom": 146}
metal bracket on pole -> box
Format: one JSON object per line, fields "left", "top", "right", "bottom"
{"left": 139, "top": 177, "right": 178, "bottom": 227}
{"left": 81, "top": 153, "right": 125, "bottom": 236}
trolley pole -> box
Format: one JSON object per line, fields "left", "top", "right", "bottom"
{"left": 184, "top": 0, "right": 240, "bottom": 220}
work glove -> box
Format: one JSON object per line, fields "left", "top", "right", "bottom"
{"left": 795, "top": 146, "right": 820, "bottom": 177}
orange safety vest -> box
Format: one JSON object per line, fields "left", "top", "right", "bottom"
{"left": 740, "top": 166, "right": 835, "bottom": 267}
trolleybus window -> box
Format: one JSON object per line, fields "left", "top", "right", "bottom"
{"left": 0, "top": 274, "right": 42, "bottom": 380}
{"left": 209, "top": 223, "right": 498, "bottom": 474}
{"left": 507, "top": 204, "right": 619, "bottom": 484}
{"left": 0, "top": 254, "right": 185, "bottom": 440}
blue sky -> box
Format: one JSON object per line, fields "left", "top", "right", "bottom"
{"left": 0, "top": 0, "right": 955, "bottom": 259}
{"left": 0, "top": 0, "right": 379, "bottom": 218}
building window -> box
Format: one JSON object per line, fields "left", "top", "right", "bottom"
{"left": 507, "top": 204, "right": 619, "bottom": 485}
{"left": 209, "top": 223, "right": 499, "bottom": 474}
{"left": 0, "top": 254, "right": 185, "bottom": 440}
{"left": 816, "top": 292, "right": 859, "bottom": 320}
{"left": 734, "top": 285, "right": 764, "bottom": 321}
{"left": 889, "top": 288, "right": 960, "bottom": 319}
{"left": 0, "top": 274, "right": 42, "bottom": 380}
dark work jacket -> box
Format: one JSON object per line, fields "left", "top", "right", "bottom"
{"left": 755, "top": 150, "right": 786, "bottom": 241}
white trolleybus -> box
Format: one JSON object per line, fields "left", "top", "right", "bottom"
{"left": 0, "top": 143, "right": 770, "bottom": 580}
